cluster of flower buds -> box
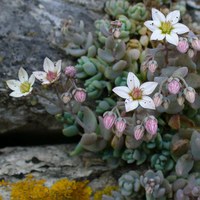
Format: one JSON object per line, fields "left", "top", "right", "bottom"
{"left": 110, "top": 20, "right": 122, "bottom": 38}
{"left": 133, "top": 115, "right": 158, "bottom": 140}
{"left": 177, "top": 35, "right": 200, "bottom": 58}
{"left": 103, "top": 111, "right": 126, "bottom": 137}
{"left": 153, "top": 76, "right": 196, "bottom": 108}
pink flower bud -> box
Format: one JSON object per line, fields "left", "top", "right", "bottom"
{"left": 167, "top": 78, "right": 181, "bottom": 94}
{"left": 153, "top": 93, "right": 163, "bottom": 107}
{"left": 144, "top": 116, "right": 158, "bottom": 136}
{"left": 133, "top": 125, "right": 144, "bottom": 140}
{"left": 61, "top": 92, "right": 72, "bottom": 104}
{"left": 64, "top": 66, "right": 76, "bottom": 78}
{"left": 103, "top": 111, "right": 117, "bottom": 130}
{"left": 114, "top": 118, "right": 126, "bottom": 137}
{"left": 184, "top": 87, "right": 196, "bottom": 103}
{"left": 73, "top": 88, "right": 86, "bottom": 103}
{"left": 191, "top": 38, "right": 200, "bottom": 51}
{"left": 147, "top": 60, "right": 158, "bottom": 73}
{"left": 187, "top": 49, "right": 195, "bottom": 58}
{"left": 177, "top": 37, "right": 189, "bottom": 53}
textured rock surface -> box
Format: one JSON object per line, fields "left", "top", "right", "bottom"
{"left": 0, "top": 0, "right": 106, "bottom": 134}
{"left": 0, "top": 144, "right": 117, "bottom": 199}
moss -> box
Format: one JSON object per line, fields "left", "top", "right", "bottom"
{"left": 0, "top": 175, "right": 92, "bottom": 200}
{"left": 94, "top": 185, "right": 118, "bottom": 200}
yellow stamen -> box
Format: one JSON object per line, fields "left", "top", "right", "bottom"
{"left": 160, "top": 22, "right": 173, "bottom": 34}
{"left": 20, "top": 82, "right": 31, "bottom": 93}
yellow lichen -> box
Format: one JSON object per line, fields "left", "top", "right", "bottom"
{"left": 94, "top": 185, "right": 118, "bottom": 200}
{"left": 50, "top": 178, "right": 92, "bottom": 200}
{"left": 10, "top": 175, "right": 50, "bottom": 200}
{"left": 0, "top": 175, "right": 92, "bottom": 200}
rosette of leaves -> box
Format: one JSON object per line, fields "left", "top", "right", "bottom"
{"left": 118, "top": 171, "right": 142, "bottom": 198}
{"left": 173, "top": 175, "right": 200, "bottom": 200}
{"left": 95, "top": 15, "right": 133, "bottom": 44}
{"left": 122, "top": 149, "right": 147, "bottom": 165}
{"left": 96, "top": 97, "right": 116, "bottom": 114}
{"left": 75, "top": 56, "right": 103, "bottom": 79}
{"left": 150, "top": 152, "right": 174, "bottom": 173}
{"left": 95, "top": 19, "right": 110, "bottom": 44}
{"left": 127, "top": 3, "right": 149, "bottom": 21}
{"left": 105, "top": 0, "right": 130, "bottom": 18}
{"left": 140, "top": 170, "right": 171, "bottom": 199}
{"left": 97, "top": 36, "right": 127, "bottom": 80}
{"left": 63, "top": 20, "right": 96, "bottom": 57}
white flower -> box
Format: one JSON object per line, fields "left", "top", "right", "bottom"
{"left": 6, "top": 67, "right": 35, "bottom": 97}
{"left": 112, "top": 72, "right": 158, "bottom": 112}
{"left": 144, "top": 8, "right": 189, "bottom": 46}
{"left": 33, "top": 57, "right": 61, "bottom": 85}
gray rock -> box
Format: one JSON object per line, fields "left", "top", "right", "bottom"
{"left": 0, "top": 0, "right": 106, "bottom": 134}
{"left": 0, "top": 144, "right": 116, "bottom": 199}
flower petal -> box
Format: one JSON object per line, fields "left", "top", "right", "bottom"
{"left": 29, "top": 74, "right": 35, "bottom": 86}
{"left": 150, "top": 30, "right": 165, "bottom": 41}
{"left": 166, "top": 10, "right": 180, "bottom": 24}
{"left": 172, "top": 23, "right": 189, "bottom": 34}
{"left": 152, "top": 8, "right": 165, "bottom": 22}
{"left": 43, "top": 57, "right": 54, "bottom": 72}
{"left": 125, "top": 99, "right": 139, "bottom": 112}
{"left": 33, "top": 71, "right": 47, "bottom": 82}
{"left": 6, "top": 80, "right": 20, "bottom": 91}
{"left": 112, "top": 86, "right": 130, "bottom": 99}
{"left": 166, "top": 33, "right": 179, "bottom": 46}
{"left": 127, "top": 72, "right": 140, "bottom": 90}
{"left": 140, "top": 82, "right": 158, "bottom": 95}
{"left": 18, "top": 67, "right": 28, "bottom": 82}
{"left": 139, "top": 96, "right": 155, "bottom": 110}
{"left": 55, "top": 60, "right": 62, "bottom": 73}
{"left": 10, "top": 91, "right": 24, "bottom": 97}
{"left": 144, "top": 20, "right": 157, "bottom": 32}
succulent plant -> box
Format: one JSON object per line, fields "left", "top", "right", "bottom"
{"left": 140, "top": 170, "right": 171, "bottom": 199}
{"left": 174, "top": 175, "right": 200, "bottom": 200}
{"left": 105, "top": 0, "right": 130, "bottom": 18}
{"left": 122, "top": 149, "right": 147, "bottom": 165}
{"left": 62, "top": 20, "right": 96, "bottom": 57}
{"left": 118, "top": 171, "right": 142, "bottom": 198}
{"left": 96, "top": 98, "right": 116, "bottom": 114}
{"left": 127, "top": 3, "right": 149, "bottom": 21}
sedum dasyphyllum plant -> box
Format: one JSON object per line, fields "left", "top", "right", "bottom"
{"left": 5, "top": 0, "right": 200, "bottom": 199}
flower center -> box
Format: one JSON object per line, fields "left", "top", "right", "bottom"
{"left": 20, "top": 82, "right": 31, "bottom": 93}
{"left": 131, "top": 88, "right": 143, "bottom": 100}
{"left": 46, "top": 71, "right": 57, "bottom": 82}
{"left": 160, "top": 22, "right": 173, "bottom": 34}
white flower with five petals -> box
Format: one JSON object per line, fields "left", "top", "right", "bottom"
{"left": 112, "top": 72, "right": 158, "bottom": 112}
{"left": 6, "top": 67, "right": 35, "bottom": 97}
{"left": 144, "top": 8, "right": 189, "bottom": 46}
{"left": 33, "top": 57, "right": 61, "bottom": 85}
